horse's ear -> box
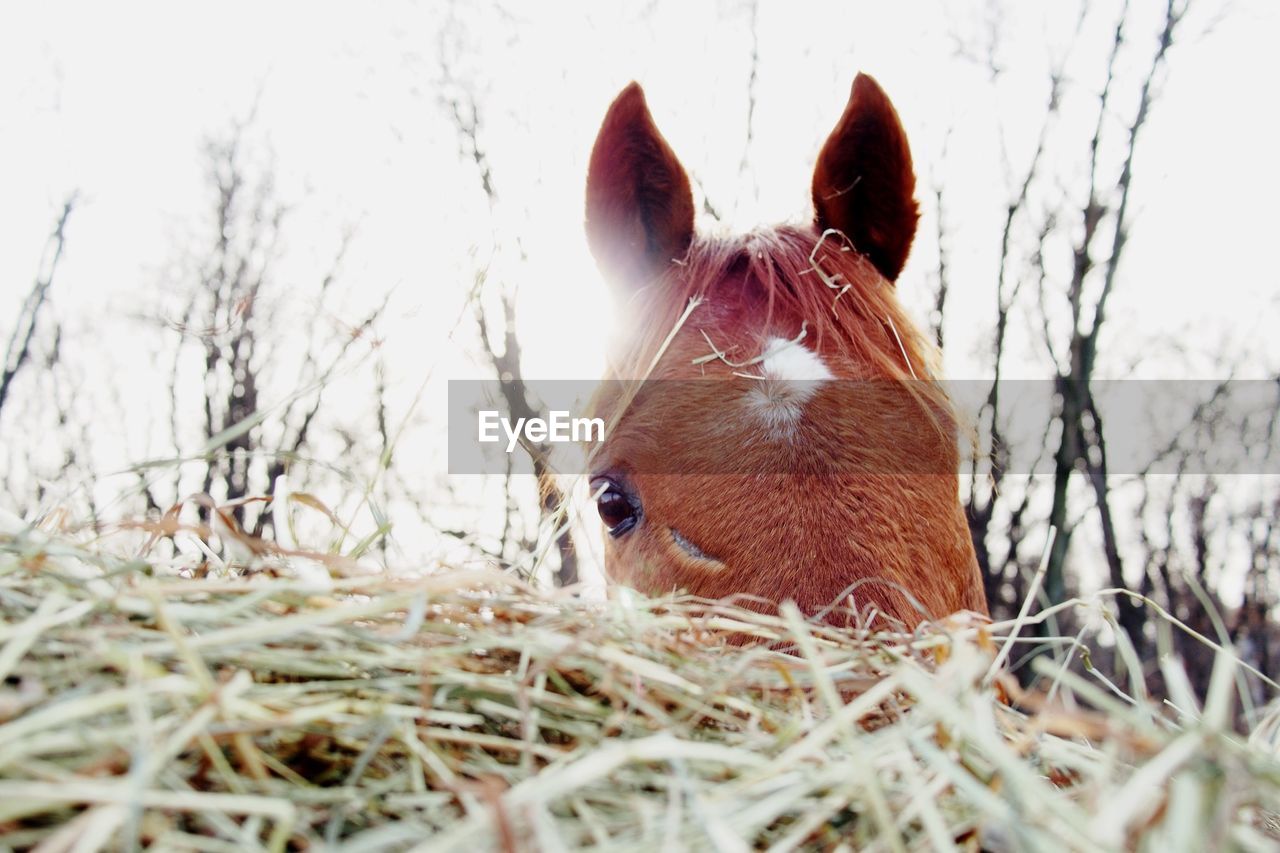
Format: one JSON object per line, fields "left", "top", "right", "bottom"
{"left": 586, "top": 83, "right": 695, "bottom": 289}
{"left": 812, "top": 73, "right": 918, "bottom": 282}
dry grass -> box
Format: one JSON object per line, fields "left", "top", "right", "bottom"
{"left": 1, "top": 522, "right": 1279, "bottom": 852}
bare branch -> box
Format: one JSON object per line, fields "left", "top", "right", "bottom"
{"left": 0, "top": 196, "right": 76, "bottom": 416}
{"left": 1082, "top": 0, "right": 1187, "bottom": 377}
{"left": 439, "top": 45, "right": 578, "bottom": 586}
{"left": 737, "top": 0, "right": 760, "bottom": 183}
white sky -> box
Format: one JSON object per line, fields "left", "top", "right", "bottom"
{"left": 4, "top": 0, "right": 1277, "bottom": 379}
{"left": 1, "top": 0, "right": 1278, "bottom": 581}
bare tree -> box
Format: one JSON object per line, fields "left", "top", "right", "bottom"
{"left": 439, "top": 67, "right": 578, "bottom": 586}
{"left": 0, "top": 197, "right": 76, "bottom": 418}
{"left": 0, "top": 197, "right": 93, "bottom": 520}
{"left": 937, "top": 0, "right": 1252, "bottom": 692}
{"left": 959, "top": 5, "right": 1079, "bottom": 616}
{"left": 941, "top": 0, "right": 1280, "bottom": 712}
{"left": 149, "top": 125, "right": 386, "bottom": 553}
{"left": 1040, "top": 0, "right": 1188, "bottom": 661}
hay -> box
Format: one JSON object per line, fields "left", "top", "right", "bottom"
{"left": 1, "top": 526, "right": 1278, "bottom": 852}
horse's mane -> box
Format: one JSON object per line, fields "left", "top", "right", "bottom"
{"left": 611, "top": 224, "right": 954, "bottom": 428}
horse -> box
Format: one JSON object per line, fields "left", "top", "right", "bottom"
{"left": 582, "top": 73, "right": 987, "bottom": 630}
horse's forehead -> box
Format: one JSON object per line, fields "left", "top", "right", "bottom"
{"left": 680, "top": 280, "right": 805, "bottom": 350}
{"left": 657, "top": 315, "right": 835, "bottom": 440}
{"left": 744, "top": 334, "right": 834, "bottom": 439}
{"left": 758, "top": 335, "right": 834, "bottom": 384}
{"left": 621, "top": 267, "right": 852, "bottom": 437}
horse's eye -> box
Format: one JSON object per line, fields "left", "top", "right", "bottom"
{"left": 591, "top": 477, "right": 640, "bottom": 536}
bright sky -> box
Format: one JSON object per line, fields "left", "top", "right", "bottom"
{"left": 4, "top": 0, "right": 1277, "bottom": 378}
{"left": 1, "top": 0, "right": 1277, "bottom": 581}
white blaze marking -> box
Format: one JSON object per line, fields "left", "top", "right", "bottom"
{"left": 745, "top": 336, "right": 834, "bottom": 438}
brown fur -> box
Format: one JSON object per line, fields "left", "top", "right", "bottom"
{"left": 584, "top": 75, "right": 986, "bottom": 630}
{"left": 813, "top": 74, "right": 919, "bottom": 282}
{"left": 585, "top": 83, "right": 695, "bottom": 288}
